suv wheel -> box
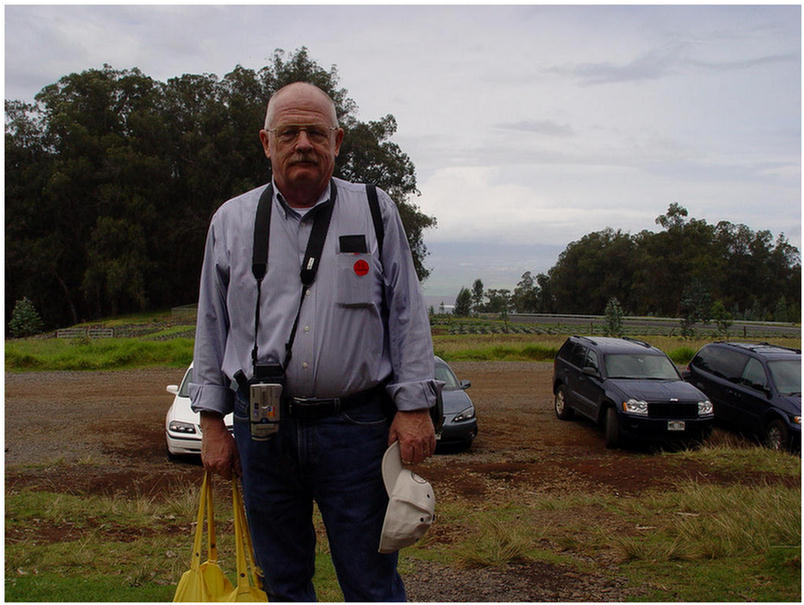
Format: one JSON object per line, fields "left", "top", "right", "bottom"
{"left": 764, "top": 418, "right": 788, "bottom": 451}
{"left": 554, "top": 385, "right": 574, "bottom": 420}
{"left": 604, "top": 406, "right": 621, "bottom": 449}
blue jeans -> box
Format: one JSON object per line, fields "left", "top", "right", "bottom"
{"left": 234, "top": 392, "right": 406, "bottom": 602}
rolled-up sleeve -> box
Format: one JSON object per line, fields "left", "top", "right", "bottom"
{"left": 378, "top": 190, "right": 443, "bottom": 411}
{"left": 189, "top": 213, "right": 234, "bottom": 416}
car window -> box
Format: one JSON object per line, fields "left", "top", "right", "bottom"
{"left": 740, "top": 358, "right": 769, "bottom": 392}
{"left": 585, "top": 349, "right": 600, "bottom": 372}
{"left": 557, "top": 340, "right": 575, "bottom": 361}
{"left": 435, "top": 361, "right": 461, "bottom": 389}
{"left": 768, "top": 360, "right": 802, "bottom": 396}
{"left": 696, "top": 347, "right": 747, "bottom": 382}
{"left": 179, "top": 367, "right": 193, "bottom": 398}
{"left": 569, "top": 344, "right": 587, "bottom": 368}
{"left": 604, "top": 354, "right": 680, "bottom": 380}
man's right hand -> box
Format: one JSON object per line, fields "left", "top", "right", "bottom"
{"left": 200, "top": 411, "right": 240, "bottom": 480}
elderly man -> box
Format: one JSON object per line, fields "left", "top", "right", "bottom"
{"left": 190, "top": 82, "right": 439, "bottom": 601}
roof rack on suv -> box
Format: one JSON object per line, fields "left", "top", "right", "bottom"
{"left": 574, "top": 335, "right": 598, "bottom": 345}
{"left": 720, "top": 342, "right": 801, "bottom": 355}
{"left": 622, "top": 336, "right": 652, "bottom": 349}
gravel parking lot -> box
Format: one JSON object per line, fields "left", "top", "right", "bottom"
{"left": 5, "top": 362, "right": 780, "bottom": 601}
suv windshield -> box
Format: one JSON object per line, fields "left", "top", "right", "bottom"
{"left": 605, "top": 353, "right": 680, "bottom": 380}
{"left": 768, "top": 360, "right": 802, "bottom": 396}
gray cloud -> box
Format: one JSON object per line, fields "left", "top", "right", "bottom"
{"left": 548, "top": 44, "right": 683, "bottom": 85}
{"left": 548, "top": 41, "right": 798, "bottom": 87}
{"left": 688, "top": 52, "right": 799, "bottom": 72}
{"left": 494, "top": 120, "right": 575, "bottom": 137}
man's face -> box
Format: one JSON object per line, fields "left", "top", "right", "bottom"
{"left": 259, "top": 86, "right": 344, "bottom": 206}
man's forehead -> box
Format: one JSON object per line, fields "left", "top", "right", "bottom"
{"left": 272, "top": 101, "right": 331, "bottom": 124}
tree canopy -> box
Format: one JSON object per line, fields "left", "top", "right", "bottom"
{"left": 6, "top": 48, "right": 437, "bottom": 329}
{"left": 460, "top": 205, "right": 800, "bottom": 322}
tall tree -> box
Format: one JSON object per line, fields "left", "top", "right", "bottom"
{"left": 453, "top": 287, "right": 472, "bottom": 316}
{"left": 512, "top": 271, "right": 540, "bottom": 313}
{"left": 471, "top": 279, "right": 484, "bottom": 314}
{"left": 5, "top": 48, "right": 437, "bottom": 330}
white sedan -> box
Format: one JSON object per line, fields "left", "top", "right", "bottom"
{"left": 165, "top": 363, "right": 233, "bottom": 457}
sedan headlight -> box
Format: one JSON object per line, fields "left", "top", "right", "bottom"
{"left": 168, "top": 421, "right": 197, "bottom": 434}
{"left": 453, "top": 406, "right": 476, "bottom": 423}
{"left": 698, "top": 400, "right": 714, "bottom": 416}
{"left": 622, "top": 399, "right": 648, "bottom": 416}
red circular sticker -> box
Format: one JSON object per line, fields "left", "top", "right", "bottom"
{"left": 353, "top": 259, "right": 370, "bottom": 276}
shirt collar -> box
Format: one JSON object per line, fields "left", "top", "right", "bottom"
{"left": 272, "top": 178, "right": 333, "bottom": 220}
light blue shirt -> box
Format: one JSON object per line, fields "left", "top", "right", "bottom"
{"left": 189, "top": 177, "right": 440, "bottom": 416}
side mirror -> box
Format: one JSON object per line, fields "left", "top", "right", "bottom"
{"left": 460, "top": 379, "right": 471, "bottom": 390}
{"left": 582, "top": 367, "right": 599, "bottom": 378}
{"left": 166, "top": 385, "right": 179, "bottom": 395}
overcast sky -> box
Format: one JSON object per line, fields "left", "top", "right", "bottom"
{"left": 4, "top": 4, "right": 801, "bottom": 305}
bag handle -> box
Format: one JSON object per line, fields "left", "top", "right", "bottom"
{"left": 205, "top": 473, "right": 219, "bottom": 564}
{"left": 189, "top": 471, "right": 213, "bottom": 571}
{"left": 232, "top": 479, "right": 261, "bottom": 590}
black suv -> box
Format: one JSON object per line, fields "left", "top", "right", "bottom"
{"left": 553, "top": 336, "right": 714, "bottom": 448}
{"left": 686, "top": 342, "right": 801, "bottom": 451}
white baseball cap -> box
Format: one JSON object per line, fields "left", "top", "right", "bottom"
{"left": 378, "top": 441, "right": 435, "bottom": 554}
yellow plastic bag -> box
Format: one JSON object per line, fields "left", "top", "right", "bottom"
{"left": 173, "top": 472, "right": 267, "bottom": 602}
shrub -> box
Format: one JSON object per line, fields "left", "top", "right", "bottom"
{"left": 8, "top": 297, "right": 45, "bottom": 338}
{"left": 604, "top": 297, "right": 624, "bottom": 337}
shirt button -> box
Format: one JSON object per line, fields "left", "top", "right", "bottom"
{"left": 305, "top": 289, "right": 311, "bottom": 296}
{"left": 302, "top": 362, "right": 309, "bottom": 369}
{"left": 304, "top": 326, "right": 310, "bottom": 333}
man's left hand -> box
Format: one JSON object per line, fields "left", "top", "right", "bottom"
{"left": 388, "top": 409, "right": 436, "bottom": 465}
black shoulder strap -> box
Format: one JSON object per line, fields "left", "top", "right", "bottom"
{"left": 252, "top": 183, "right": 273, "bottom": 281}
{"left": 250, "top": 181, "right": 337, "bottom": 371}
{"left": 300, "top": 182, "right": 337, "bottom": 285}
{"left": 366, "top": 184, "right": 384, "bottom": 261}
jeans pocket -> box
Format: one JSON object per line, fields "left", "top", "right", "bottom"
{"left": 342, "top": 399, "right": 388, "bottom": 426}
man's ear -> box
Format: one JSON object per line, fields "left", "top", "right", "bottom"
{"left": 333, "top": 128, "right": 344, "bottom": 157}
{"left": 259, "top": 130, "right": 271, "bottom": 159}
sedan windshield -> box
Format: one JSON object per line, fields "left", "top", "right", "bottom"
{"left": 605, "top": 353, "right": 680, "bottom": 380}
{"left": 768, "top": 360, "right": 802, "bottom": 396}
{"left": 435, "top": 362, "right": 461, "bottom": 389}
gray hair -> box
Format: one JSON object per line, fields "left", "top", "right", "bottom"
{"left": 264, "top": 82, "right": 339, "bottom": 130}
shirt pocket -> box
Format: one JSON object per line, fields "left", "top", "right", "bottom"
{"left": 336, "top": 252, "right": 375, "bottom": 307}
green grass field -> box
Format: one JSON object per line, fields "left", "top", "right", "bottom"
{"left": 6, "top": 317, "right": 799, "bottom": 372}
{"left": 6, "top": 442, "right": 800, "bottom": 602}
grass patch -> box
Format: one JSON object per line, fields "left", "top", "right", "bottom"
{"left": 399, "top": 443, "right": 800, "bottom": 602}
{"left": 665, "top": 440, "right": 802, "bottom": 476}
{"left": 434, "top": 334, "right": 565, "bottom": 362}
{"left": 5, "top": 338, "right": 193, "bottom": 371}
{"left": 7, "top": 328, "right": 799, "bottom": 372}
{"left": 5, "top": 488, "right": 343, "bottom": 602}
{"left": 667, "top": 345, "right": 698, "bottom": 364}
{"left": 614, "top": 481, "right": 800, "bottom": 562}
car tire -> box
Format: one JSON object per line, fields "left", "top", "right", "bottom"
{"left": 604, "top": 406, "right": 621, "bottom": 449}
{"left": 554, "top": 385, "right": 574, "bottom": 420}
{"left": 763, "top": 418, "right": 789, "bottom": 451}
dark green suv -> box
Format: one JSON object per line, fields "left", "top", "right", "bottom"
{"left": 553, "top": 336, "right": 714, "bottom": 448}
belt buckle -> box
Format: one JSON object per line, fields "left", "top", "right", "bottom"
{"left": 290, "top": 396, "right": 341, "bottom": 417}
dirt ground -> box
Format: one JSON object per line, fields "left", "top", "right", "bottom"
{"left": 4, "top": 362, "right": 787, "bottom": 601}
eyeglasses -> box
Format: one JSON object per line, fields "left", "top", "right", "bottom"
{"left": 267, "top": 125, "right": 338, "bottom": 144}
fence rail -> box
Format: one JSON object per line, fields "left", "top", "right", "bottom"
{"left": 56, "top": 327, "right": 114, "bottom": 339}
